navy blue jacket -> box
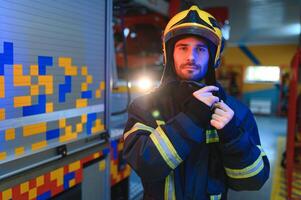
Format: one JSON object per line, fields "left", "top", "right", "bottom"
{"left": 123, "top": 81, "right": 269, "bottom": 200}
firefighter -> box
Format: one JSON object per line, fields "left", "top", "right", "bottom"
{"left": 123, "top": 5, "right": 269, "bottom": 200}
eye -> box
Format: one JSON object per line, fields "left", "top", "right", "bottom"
{"left": 179, "top": 46, "right": 187, "bottom": 51}
{"left": 197, "top": 47, "right": 207, "bottom": 52}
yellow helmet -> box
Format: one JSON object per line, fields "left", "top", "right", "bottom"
{"left": 163, "top": 5, "right": 223, "bottom": 68}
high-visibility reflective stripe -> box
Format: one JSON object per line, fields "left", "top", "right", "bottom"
{"left": 206, "top": 129, "right": 219, "bottom": 143}
{"left": 156, "top": 126, "right": 182, "bottom": 164}
{"left": 210, "top": 194, "right": 221, "bottom": 200}
{"left": 257, "top": 145, "right": 267, "bottom": 156}
{"left": 165, "top": 171, "right": 176, "bottom": 200}
{"left": 150, "top": 133, "right": 176, "bottom": 169}
{"left": 150, "top": 127, "right": 182, "bottom": 169}
{"left": 156, "top": 120, "right": 165, "bottom": 126}
{"left": 124, "top": 122, "right": 182, "bottom": 169}
{"left": 225, "top": 146, "right": 265, "bottom": 179}
{"left": 124, "top": 122, "right": 154, "bottom": 140}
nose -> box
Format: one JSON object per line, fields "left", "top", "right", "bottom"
{"left": 186, "top": 48, "right": 196, "bottom": 62}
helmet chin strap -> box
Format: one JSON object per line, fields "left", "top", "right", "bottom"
{"left": 205, "top": 64, "right": 216, "bottom": 86}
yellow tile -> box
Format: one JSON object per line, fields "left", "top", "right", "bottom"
{"left": 36, "top": 175, "right": 44, "bottom": 187}
{"left": 66, "top": 65, "right": 78, "bottom": 76}
{"left": 69, "top": 179, "right": 76, "bottom": 187}
{"left": 31, "top": 140, "right": 47, "bottom": 151}
{"left": 5, "top": 128, "right": 15, "bottom": 141}
{"left": 59, "top": 133, "right": 77, "bottom": 143}
{"left": 28, "top": 188, "right": 37, "bottom": 200}
{"left": 81, "top": 66, "right": 88, "bottom": 76}
{"left": 99, "top": 160, "right": 106, "bottom": 171}
{"left": 92, "top": 119, "right": 104, "bottom": 134}
{"left": 14, "top": 64, "right": 31, "bottom": 86}
{"left": 95, "top": 90, "right": 101, "bottom": 98}
{"left": 58, "top": 57, "right": 77, "bottom": 75}
{"left": 69, "top": 161, "right": 81, "bottom": 172}
{"left": 50, "top": 168, "right": 64, "bottom": 186}
{"left": 13, "top": 64, "right": 23, "bottom": 76}
{"left": 58, "top": 57, "right": 71, "bottom": 67}
{"left": 124, "top": 165, "right": 131, "bottom": 177}
{"left": 76, "top": 99, "right": 87, "bottom": 108}
{"left": 15, "top": 147, "right": 25, "bottom": 156}
{"left": 23, "top": 122, "right": 46, "bottom": 137}
{"left": 14, "top": 76, "right": 31, "bottom": 86}
{"left": 38, "top": 76, "right": 53, "bottom": 94}
{"left": 30, "top": 85, "right": 39, "bottom": 95}
{"left": 57, "top": 176, "right": 64, "bottom": 186}
{"left": 76, "top": 123, "right": 83, "bottom": 133}
{"left": 0, "top": 109, "right": 5, "bottom": 120}
{"left": 2, "top": 189, "right": 12, "bottom": 200}
{"left": 30, "top": 65, "right": 39, "bottom": 76}
{"left": 93, "top": 152, "right": 100, "bottom": 159}
{"left": 100, "top": 81, "right": 105, "bottom": 90}
{"left": 20, "top": 181, "right": 29, "bottom": 194}
{"left": 59, "top": 118, "right": 66, "bottom": 128}
{"left": 14, "top": 96, "right": 32, "bottom": 107}
{"left": 81, "top": 115, "right": 87, "bottom": 123}
{"left": 0, "top": 152, "right": 7, "bottom": 160}
{"left": 81, "top": 82, "right": 88, "bottom": 91}
{"left": 46, "top": 102, "right": 53, "bottom": 113}
{"left": 86, "top": 75, "right": 93, "bottom": 84}
{"left": 0, "top": 76, "right": 4, "bottom": 98}
{"left": 118, "top": 142, "right": 123, "bottom": 151}
{"left": 60, "top": 126, "right": 75, "bottom": 142}
{"left": 65, "top": 125, "right": 72, "bottom": 134}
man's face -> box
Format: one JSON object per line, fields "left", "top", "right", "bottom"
{"left": 173, "top": 36, "right": 210, "bottom": 81}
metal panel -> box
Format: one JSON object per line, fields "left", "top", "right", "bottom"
{"left": 0, "top": 0, "right": 110, "bottom": 180}
{"left": 82, "top": 156, "right": 110, "bottom": 200}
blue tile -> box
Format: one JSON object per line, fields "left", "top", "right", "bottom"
{"left": 37, "top": 191, "right": 51, "bottom": 200}
{"left": 111, "top": 140, "right": 118, "bottom": 160}
{"left": 23, "top": 95, "right": 46, "bottom": 116}
{"left": 0, "top": 42, "right": 14, "bottom": 75}
{"left": 102, "top": 148, "right": 110, "bottom": 156}
{"left": 64, "top": 172, "right": 75, "bottom": 190}
{"left": 38, "top": 56, "right": 53, "bottom": 75}
{"left": 46, "top": 129, "right": 60, "bottom": 140}
{"left": 59, "top": 76, "right": 72, "bottom": 103}
{"left": 86, "top": 113, "right": 97, "bottom": 135}
{"left": 81, "top": 90, "right": 92, "bottom": 99}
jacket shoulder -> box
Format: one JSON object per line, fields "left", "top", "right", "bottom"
{"left": 129, "top": 92, "right": 156, "bottom": 112}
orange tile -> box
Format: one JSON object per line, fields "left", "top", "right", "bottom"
{"left": 14, "top": 96, "right": 32, "bottom": 107}
{"left": 23, "top": 123, "right": 46, "bottom": 137}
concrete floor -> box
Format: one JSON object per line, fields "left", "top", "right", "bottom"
{"left": 129, "top": 115, "right": 287, "bottom": 200}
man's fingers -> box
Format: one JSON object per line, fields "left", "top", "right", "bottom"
{"left": 196, "top": 85, "right": 219, "bottom": 93}
{"left": 214, "top": 108, "right": 226, "bottom": 116}
{"left": 211, "top": 96, "right": 220, "bottom": 104}
{"left": 212, "top": 113, "right": 223, "bottom": 121}
{"left": 214, "top": 101, "right": 230, "bottom": 112}
{"left": 210, "top": 119, "right": 223, "bottom": 129}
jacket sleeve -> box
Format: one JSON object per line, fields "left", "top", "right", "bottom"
{"left": 217, "top": 104, "right": 270, "bottom": 191}
{"left": 123, "top": 98, "right": 206, "bottom": 183}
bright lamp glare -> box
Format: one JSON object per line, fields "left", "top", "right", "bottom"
{"left": 137, "top": 77, "right": 152, "bottom": 91}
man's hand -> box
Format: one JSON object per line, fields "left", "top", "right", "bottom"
{"left": 210, "top": 100, "right": 234, "bottom": 130}
{"left": 192, "top": 86, "right": 219, "bottom": 107}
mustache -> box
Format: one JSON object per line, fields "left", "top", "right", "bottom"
{"left": 179, "top": 62, "right": 202, "bottom": 69}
